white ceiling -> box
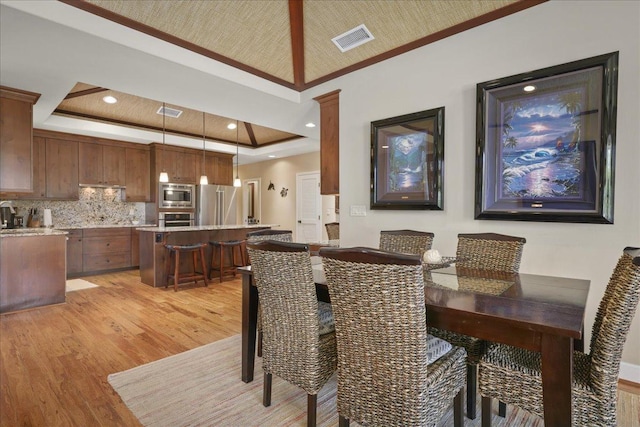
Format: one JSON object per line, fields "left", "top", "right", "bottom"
{"left": 0, "top": 1, "right": 321, "bottom": 165}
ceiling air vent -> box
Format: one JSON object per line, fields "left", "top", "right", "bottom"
{"left": 156, "top": 105, "right": 183, "bottom": 118}
{"left": 332, "top": 24, "right": 374, "bottom": 53}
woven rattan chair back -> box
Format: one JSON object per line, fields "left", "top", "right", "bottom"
{"left": 379, "top": 229, "right": 434, "bottom": 255}
{"left": 455, "top": 233, "right": 525, "bottom": 273}
{"left": 588, "top": 248, "right": 640, "bottom": 405}
{"left": 246, "top": 229, "right": 293, "bottom": 242}
{"left": 325, "top": 222, "right": 340, "bottom": 240}
{"left": 246, "top": 240, "right": 336, "bottom": 426}
{"left": 320, "top": 246, "right": 466, "bottom": 426}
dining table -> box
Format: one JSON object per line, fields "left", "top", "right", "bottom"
{"left": 238, "top": 260, "right": 590, "bottom": 427}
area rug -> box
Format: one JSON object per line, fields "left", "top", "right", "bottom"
{"left": 65, "top": 279, "right": 99, "bottom": 292}
{"left": 108, "top": 334, "right": 543, "bottom": 427}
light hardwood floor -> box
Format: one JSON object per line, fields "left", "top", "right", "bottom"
{"left": 1, "top": 270, "right": 638, "bottom": 426}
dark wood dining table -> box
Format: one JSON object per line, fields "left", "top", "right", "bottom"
{"left": 238, "top": 263, "right": 590, "bottom": 427}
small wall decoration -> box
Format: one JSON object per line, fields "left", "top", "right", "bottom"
{"left": 370, "top": 107, "right": 445, "bottom": 210}
{"left": 267, "top": 181, "right": 275, "bottom": 191}
{"left": 475, "top": 51, "right": 618, "bottom": 224}
{"left": 280, "top": 187, "right": 288, "bottom": 197}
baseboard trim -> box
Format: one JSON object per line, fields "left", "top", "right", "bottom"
{"left": 619, "top": 362, "right": 640, "bottom": 386}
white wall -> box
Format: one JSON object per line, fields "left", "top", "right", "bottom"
{"left": 239, "top": 152, "right": 329, "bottom": 240}
{"left": 303, "top": 1, "right": 640, "bottom": 378}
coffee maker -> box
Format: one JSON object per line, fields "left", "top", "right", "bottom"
{"left": 0, "top": 201, "right": 16, "bottom": 229}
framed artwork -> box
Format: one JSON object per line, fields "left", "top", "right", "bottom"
{"left": 371, "top": 107, "right": 444, "bottom": 210}
{"left": 475, "top": 51, "right": 618, "bottom": 223}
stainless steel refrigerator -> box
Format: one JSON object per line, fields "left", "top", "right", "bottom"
{"left": 196, "top": 185, "right": 239, "bottom": 226}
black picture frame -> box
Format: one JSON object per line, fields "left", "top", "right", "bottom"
{"left": 475, "top": 52, "right": 618, "bottom": 224}
{"left": 371, "top": 107, "right": 445, "bottom": 210}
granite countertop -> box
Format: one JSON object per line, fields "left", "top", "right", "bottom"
{"left": 56, "top": 223, "right": 156, "bottom": 230}
{"left": 0, "top": 228, "right": 68, "bottom": 238}
{"left": 136, "top": 224, "right": 277, "bottom": 232}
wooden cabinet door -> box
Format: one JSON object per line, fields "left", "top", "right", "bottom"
{"left": 0, "top": 91, "right": 37, "bottom": 193}
{"left": 174, "top": 151, "right": 196, "bottom": 183}
{"left": 314, "top": 90, "right": 340, "bottom": 195}
{"left": 0, "top": 136, "right": 45, "bottom": 200}
{"left": 131, "top": 229, "right": 140, "bottom": 267}
{"left": 78, "top": 142, "right": 103, "bottom": 185}
{"left": 211, "top": 154, "right": 233, "bottom": 185}
{"left": 102, "top": 145, "right": 126, "bottom": 186}
{"left": 65, "top": 229, "right": 83, "bottom": 276}
{"left": 125, "top": 148, "right": 150, "bottom": 202}
{"left": 46, "top": 138, "right": 79, "bottom": 199}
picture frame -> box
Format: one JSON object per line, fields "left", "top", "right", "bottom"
{"left": 371, "top": 107, "right": 444, "bottom": 210}
{"left": 475, "top": 52, "right": 618, "bottom": 224}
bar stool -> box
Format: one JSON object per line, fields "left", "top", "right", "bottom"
{"left": 209, "top": 240, "right": 247, "bottom": 282}
{"left": 164, "top": 243, "right": 209, "bottom": 292}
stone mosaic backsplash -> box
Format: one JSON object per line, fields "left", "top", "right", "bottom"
{"left": 13, "top": 188, "right": 146, "bottom": 228}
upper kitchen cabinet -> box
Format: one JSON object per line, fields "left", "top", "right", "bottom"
{"left": 151, "top": 143, "right": 196, "bottom": 184}
{"left": 45, "top": 137, "right": 79, "bottom": 200}
{"left": 0, "top": 86, "right": 41, "bottom": 193}
{"left": 314, "top": 90, "right": 340, "bottom": 195}
{"left": 78, "top": 141, "right": 126, "bottom": 187}
{"left": 125, "top": 146, "right": 151, "bottom": 202}
{"left": 195, "top": 152, "right": 234, "bottom": 186}
{"left": 0, "top": 136, "right": 46, "bottom": 200}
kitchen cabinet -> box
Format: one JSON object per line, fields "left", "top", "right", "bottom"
{"left": 78, "top": 142, "right": 126, "bottom": 187}
{"left": 125, "top": 147, "right": 151, "bottom": 202}
{"left": 195, "top": 152, "right": 234, "bottom": 186}
{"left": 46, "top": 137, "right": 79, "bottom": 199}
{"left": 82, "top": 228, "right": 131, "bottom": 272}
{"left": 65, "top": 229, "right": 83, "bottom": 275}
{"left": 131, "top": 229, "right": 140, "bottom": 267}
{"left": 0, "top": 86, "right": 40, "bottom": 193}
{"left": 155, "top": 145, "right": 196, "bottom": 184}
{"left": 0, "top": 136, "right": 46, "bottom": 200}
{"left": 314, "top": 90, "right": 340, "bottom": 195}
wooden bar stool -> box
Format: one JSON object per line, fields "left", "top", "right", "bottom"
{"left": 164, "top": 243, "right": 209, "bottom": 292}
{"left": 209, "top": 240, "right": 247, "bottom": 282}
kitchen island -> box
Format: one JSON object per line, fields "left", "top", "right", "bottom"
{"left": 136, "top": 225, "right": 274, "bottom": 288}
{"left": 0, "top": 228, "right": 67, "bottom": 314}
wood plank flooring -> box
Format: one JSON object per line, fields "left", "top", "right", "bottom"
{"left": 1, "top": 269, "right": 638, "bottom": 426}
{"left": 1, "top": 270, "right": 241, "bottom": 426}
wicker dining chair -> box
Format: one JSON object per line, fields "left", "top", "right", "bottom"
{"left": 325, "top": 222, "right": 340, "bottom": 240}
{"left": 247, "top": 240, "right": 337, "bottom": 427}
{"left": 320, "top": 246, "right": 466, "bottom": 427}
{"left": 379, "top": 229, "right": 434, "bottom": 254}
{"left": 247, "top": 229, "right": 293, "bottom": 357}
{"left": 479, "top": 247, "right": 640, "bottom": 427}
{"left": 428, "top": 232, "right": 526, "bottom": 420}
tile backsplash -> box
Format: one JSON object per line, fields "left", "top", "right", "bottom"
{"left": 13, "top": 188, "right": 146, "bottom": 228}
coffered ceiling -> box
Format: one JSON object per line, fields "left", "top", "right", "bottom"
{"left": 1, "top": 0, "right": 545, "bottom": 162}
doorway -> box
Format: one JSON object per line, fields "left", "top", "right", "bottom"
{"left": 242, "top": 178, "right": 261, "bottom": 224}
{"left": 295, "top": 172, "right": 321, "bottom": 242}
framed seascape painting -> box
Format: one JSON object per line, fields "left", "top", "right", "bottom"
{"left": 475, "top": 52, "right": 618, "bottom": 223}
{"left": 371, "top": 107, "right": 444, "bottom": 210}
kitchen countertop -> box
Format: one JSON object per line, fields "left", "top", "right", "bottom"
{"left": 0, "top": 228, "right": 68, "bottom": 238}
{"left": 57, "top": 223, "right": 156, "bottom": 229}
{"left": 136, "top": 224, "right": 277, "bottom": 232}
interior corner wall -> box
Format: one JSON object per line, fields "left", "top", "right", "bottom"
{"left": 304, "top": 1, "right": 640, "bottom": 374}
{"left": 238, "top": 152, "right": 320, "bottom": 239}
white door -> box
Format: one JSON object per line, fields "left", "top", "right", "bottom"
{"left": 296, "top": 172, "right": 322, "bottom": 242}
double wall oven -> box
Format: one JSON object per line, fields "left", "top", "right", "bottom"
{"left": 158, "top": 211, "right": 195, "bottom": 228}
{"left": 158, "top": 183, "right": 195, "bottom": 227}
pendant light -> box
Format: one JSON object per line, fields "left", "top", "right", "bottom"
{"left": 199, "top": 111, "right": 209, "bottom": 185}
{"left": 158, "top": 102, "right": 169, "bottom": 183}
{"left": 233, "top": 120, "right": 241, "bottom": 187}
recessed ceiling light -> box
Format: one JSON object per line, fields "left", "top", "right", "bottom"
{"left": 523, "top": 85, "right": 536, "bottom": 92}
{"left": 102, "top": 95, "right": 117, "bottom": 104}
{"left": 305, "top": 122, "right": 316, "bottom": 128}
{"left": 268, "top": 155, "right": 276, "bottom": 158}
{"left": 227, "top": 123, "right": 237, "bottom": 130}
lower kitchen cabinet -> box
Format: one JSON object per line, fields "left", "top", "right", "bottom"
{"left": 83, "top": 228, "right": 131, "bottom": 271}
{"left": 65, "top": 229, "right": 83, "bottom": 275}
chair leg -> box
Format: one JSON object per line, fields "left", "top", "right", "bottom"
{"left": 307, "top": 394, "right": 317, "bottom": 427}
{"left": 257, "top": 331, "right": 263, "bottom": 357}
{"left": 338, "top": 415, "right": 350, "bottom": 427}
{"left": 498, "top": 401, "right": 506, "bottom": 417}
{"left": 199, "top": 246, "right": 209, "bottom": 287}
{"left": 481, "top": 396, "right": 492, "bottom": 427}
{"left": 467, "top": 363, "right": 477, "bottom": 419}
{"left": 453, "top": 388, "right": 463, "bottom": 427}
{"left": 219, "top": 243, "right": 225, "bottom": 283}
{"left": 173, "top": 249, "right": 180, "bottom": 292}
{"left": 191, "top": 250, "right": 199, "bottom": 285}
{"left": 165, "top": 250, "right": 172, "bottom": 289}
{"left": 263, "top": 372, "right": 272, "bottom": 407}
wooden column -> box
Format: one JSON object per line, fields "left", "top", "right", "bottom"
{"left": 313, "top": 90, "right": 340, "bottom": 195}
